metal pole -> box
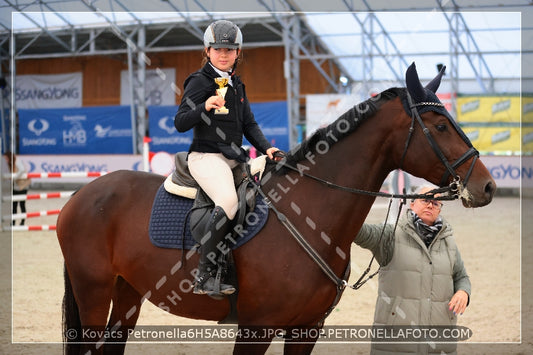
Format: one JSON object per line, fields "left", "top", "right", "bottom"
{"left": 0, "top": 138, "right": 3, "bottom": 232}
{"left": 136, "top": 26, "right": 146, "bottom": 155}
{"left": 127, "top": 45, "right": 137, "bottom": 154}
{"left": 0, "top": 87, "right": 6, "bottom": 153}
{"left": 283, "top": 15, "right": 300, "bottom": 148}
{"left": 10, "top": 33, "right": 16, "bottom": 154}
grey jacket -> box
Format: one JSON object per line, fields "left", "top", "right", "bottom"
{"left": 354, "top": 209, "right": 471, "bottom": 355}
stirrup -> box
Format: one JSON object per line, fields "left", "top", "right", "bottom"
{"left": 193, "top": 279, "right": 235, "bottom": 296}
{"left": 193, "top": 270, "right": 235, "bottom": 296}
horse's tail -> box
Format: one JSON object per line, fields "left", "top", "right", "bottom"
{"left": 62, "top": 263, "right": 81, "bottom": 355}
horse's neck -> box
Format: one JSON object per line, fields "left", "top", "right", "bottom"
{"left": 302, "top": 122, "right": 394, "bottom": 194}
{"left": 263, "top": 118, "right": 396, "bottom": 255}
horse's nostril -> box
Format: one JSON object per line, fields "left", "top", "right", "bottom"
{"left": 485, "top": 181, "right": 495, "bottom": 197}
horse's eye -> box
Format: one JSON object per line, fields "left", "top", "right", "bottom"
{"left": 436, "top": 124, "right": 447, "bottom": 132}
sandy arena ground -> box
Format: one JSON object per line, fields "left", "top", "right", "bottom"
{"left": 1, "top": 186, "right": 532, "bottom": 354}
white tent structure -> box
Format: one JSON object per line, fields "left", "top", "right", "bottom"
{"left": 0, "top": 0, "right": 530, "bottom": 149}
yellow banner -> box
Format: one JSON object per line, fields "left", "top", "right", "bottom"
{"left": 457, "top": 96, "right": 520, "bottom": 123}
{"left": 524, "top": 96, "right": 533, "bottom": 123}
{"left": 523, "top": 126, "right": 533, "bottom": 153}
{"left": 464, "top": 127, "right": 521, "bottom": 153}
{"left": 456, "top": 95, "right": 532, "bottom": 154}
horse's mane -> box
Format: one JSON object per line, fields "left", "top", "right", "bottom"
{"left": 282, "top": 87, "right": 405, "bottom": 166}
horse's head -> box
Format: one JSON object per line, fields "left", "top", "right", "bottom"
{"left": 401, "top": 62, "right": 496, "bottom": 207}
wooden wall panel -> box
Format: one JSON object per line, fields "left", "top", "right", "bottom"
{"left": 17, "top": 55, "right": 127, "bottom": 106}
{"left": 16, "top": 46, "right": 339, "bottom": 106}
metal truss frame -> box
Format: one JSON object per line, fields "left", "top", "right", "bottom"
{"left": 0, "top": 0, "right": 528, "bottom": 150}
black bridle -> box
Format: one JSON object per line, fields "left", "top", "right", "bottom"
{"left": 403, "top": 92, "right": 479, "bottom": 190}
{"left": 272, "top": 92, "right": 479, "bottom": 202}
{"left": 254, "top": 92, "right": 481, "bottom": 324}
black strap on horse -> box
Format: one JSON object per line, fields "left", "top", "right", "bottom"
{"left": 250, "top": 179, "right": 351, "bottom": 327}
{"left": 404, "top": 92, "right": 479, "bottom": 188}
{"left": 252, "top": 180, "right": 349, "bottom": 290}
{"left": 275, "top": 161, "right": 460, "bottom": 201}
{"left": 349, "top": 189, "right": 412, "bottom": 291}
{"left": 250, "top": 92, "right": 480, "bottom": 323}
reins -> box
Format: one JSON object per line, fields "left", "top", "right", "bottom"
{"left": 274, "top": 161, "right": 462, "bottom": 201}
{"left": 350, "top": 196, "right": 405, "bottom": 290}
{"left": 251, "top": 90, "right": 478, "bottom": 325}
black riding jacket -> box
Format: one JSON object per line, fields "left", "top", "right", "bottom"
{"left": 174, "top": 63, "right": 272, "bottom": 162}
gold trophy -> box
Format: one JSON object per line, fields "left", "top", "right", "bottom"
{"left": 214, "top": 77, "right": 229, "bottom": 115}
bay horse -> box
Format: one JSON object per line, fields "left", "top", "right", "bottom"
{"left": 57, "top": 63, "right": 495, "bottom": 355}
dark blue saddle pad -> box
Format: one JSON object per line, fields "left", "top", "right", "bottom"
{"left": 149, "top": 184, "right": 269, "bottom": 249}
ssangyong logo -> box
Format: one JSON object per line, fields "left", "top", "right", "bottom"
{"left": 158, "top": 116, "right": 176, "bottom": 134}
{"left": 28, "top": 119, "right": 50, "bottom": 136}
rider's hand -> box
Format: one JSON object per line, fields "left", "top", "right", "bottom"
{"left": 266, "top": 147, "right": 285, "bottom": 162}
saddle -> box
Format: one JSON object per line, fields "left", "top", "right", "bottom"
{"left": 153, "top": 152, "right": 269, "bottom": 313}
{"left": 163, "top": 152, "right": 268, "bottom": 242}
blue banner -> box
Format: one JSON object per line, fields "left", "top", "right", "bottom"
{"left": 1, "top": 108, "right": 9, "bottom": 154}
{"left": 148, "top": 105, "right": 192, "bottom": 153}
{"left": 248, "top": 101, "right": 289, "bottom": 151}
{"left": 147, "top": 101, "right": 289, "bottom": 154}
{"left": 18, "top": 106, "right": 133, "bottom": 154}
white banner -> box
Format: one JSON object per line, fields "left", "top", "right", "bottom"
{"left": 305, "top": 94, "right": 361, "bottom": 137}
{"left": 120, "top": 68, "right": 176, "bottom": 106}
{"left": 16, "top": 154, "right": 144, "bottom": 184}
{"left": 15, "top": 73, "right": 82, "bottom": 109}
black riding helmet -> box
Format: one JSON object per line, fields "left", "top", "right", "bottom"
{"left": 203, "top": 20, "right": 243, "bottom": 49}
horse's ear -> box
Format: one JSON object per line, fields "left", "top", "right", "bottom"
{"left": 405, "top": 62, "right": 426, "bottom": 102}
{"left": 425, "top": 65, "right": 446, "bottom": 93}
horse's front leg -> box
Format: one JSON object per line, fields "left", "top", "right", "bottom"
{"left": 282, "top": 326, "right": 320, "bottom": 355}
{"left": 232, "top": 325, "right": 274, "bottom": 355}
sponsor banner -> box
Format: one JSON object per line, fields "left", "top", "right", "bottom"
{"left": 0, "top": 108, "right": 9, "bottom": 153}
{"left": 524, "top": 96, "right": 533, "bottom": 123}
{"left": 481, "top": 155, "right": 532, "bottom": 188}
{"left": 147, "top": 101, "right": 289, "bottom": 154}
{"left": 463, "top": 127, "right": 522, "bottom": 153}
{"left": 17, "top": 154, "right": 143, "bottom": 183}
{"left": 247, "top": 101, "right": 289, "bottom": 151}
{"left": 16, "top": 154, "right": 530, "bottom": 189}
{"left": 121, "top": 68, "right": 176, "bottom": 106}
{"left": 18, "top": 106, "right": 133, "bottom": 154}
{"left": 457, "top": 96, "right": 520, "bottom": 122}
{"left": 456, "top": 95, "right": 527, "bottom": 153}
{"left": 386, "top": 155, "right": 530, "bottom": 190}
{"left": 523, "top": 126, "right": 533, "bottom": 152}
{"left": 147, "top": 105, "right": 192, "bottom": 154}
{"left": 16, "top": 73, "right": 82, "bottom": 109}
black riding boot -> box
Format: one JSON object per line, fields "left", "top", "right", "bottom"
{"left": 193, "top": 206, "right": 236, "bottom": 296}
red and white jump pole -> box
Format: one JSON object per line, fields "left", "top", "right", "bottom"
{"left": 7, "top": 191, "right": 75, "bottom": 202}
{"left": 2, "top": 168, "right": 107, "bottom": 232}
{"left": 6, "top": 209, "right": 62, "bottom": 221}
{"left": 6, "top": 171, "right": 108, "bottom": 179}
{"left": 11, "top": 225, "right": 56, "bottom": 232}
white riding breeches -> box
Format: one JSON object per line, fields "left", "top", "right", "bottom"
{"left": 187, "top": 152, "right": 239, "bottom": 220}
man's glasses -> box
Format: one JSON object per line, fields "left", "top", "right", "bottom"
{"left": 420, "top": 199, "right": 443, "bottom": 209}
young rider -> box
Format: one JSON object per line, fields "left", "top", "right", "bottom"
{"left": 175, "top": 19, "right": 282, "bottom": 296}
